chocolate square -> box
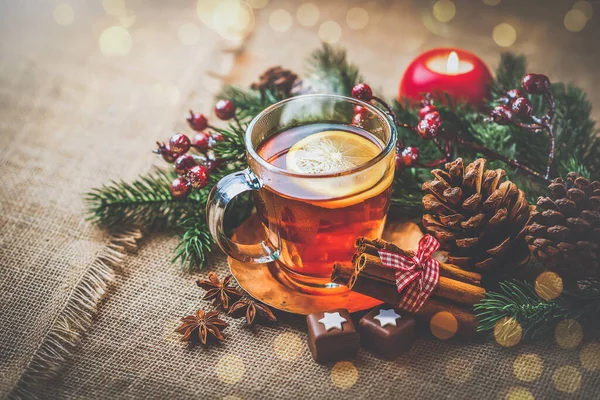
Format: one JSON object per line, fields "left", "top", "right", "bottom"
{"left": 359, "top": 306, "right": 415, "bottom": 360}
{"left": 306, "top": 308, "right": 359, "bottom": 364}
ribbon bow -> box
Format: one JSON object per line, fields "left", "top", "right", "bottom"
{"left": 377, "top": 234, "right": 440, "bottom": 312}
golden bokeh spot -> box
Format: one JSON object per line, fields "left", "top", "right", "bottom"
{"left": 433, "top": 0, "right": 456, "bottom": 23}
{"left": 318, "top": 21, "right": 342, "bottom": 44}
{"left": 492, "top": 23, "right": 517, "bottom": 47}
{"left": 430, "top": 311, "right": 458, "bottom": 340}
{"left": 213, "top": 0, "right": 254, "bottom": 41}
{"left": 222, "top": 396, "right": 242, "bottom": 400}
{"left": 178, "top": 23, "right": 201, "bottom": 46}
{"left": 246, "top": 0, "right": 269, "bottom": 9}
{"left": 494, "top": 317, "right": 522, "bottom": 347}
{"left": 346, "top": 7, "right": 369, "bottom": 30}
{"left": 580, "top": 342, "right": 600, "bottom": 370}
{"left": 197, "top": 0, "right": 220, "bottom": 29}
{"left": 422, "top": 14, "right": 448, "bottom": 36}
{"left": 216, "top": 354, "right": 245, "bottom": 384}
{"left": 269, "top": 9, "right": 293, "bottom": 33}
{"left": 513, "top": 354, "right": 543, "bottom": 382}
{"left": 564, "top": 9, "right": 587, "bottom": 33}
{"left": 273, "top": 332, "right": 303, "bottom": 361}
{"left": 506, "top": 386, "right": 534, "bottom": 400}
{"left": 54, "top": 3, "right": 74, "bottom": 26}
{"left": 118, "top": 10, "right": 136, "bottom": 28}
{"left": 534, "top": 271, "right": 563, "bottom": 300}
{"left": 103, "top": 0, "right": 127, "bottom": 16}
{"left": 574, "top": 1, "right": 594, "bottom": 20}
{"left": 552, "top": 366, "right": 581, "bottom": 393}
{"left": 331, "top": 361, "right": 358, "bottom": 389}
{"left": 483, "top": 0, "right": 501, "bottom": 5}
{"left": 445, "top": 357, "right": 473, "bottom": 384}
{"left": 555, "top": 319, "right": 583, "bottom": 349}
{"left": 297, "top": 3, "right": 319, "bottom": 27}
{"left": 98, "top": 26, "right": 132, "bottom": 56}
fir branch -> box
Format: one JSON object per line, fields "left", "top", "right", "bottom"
{"left": 172, "top": 217, "right": 215, "bottom": 272}
{"left": 84, "top": 169, "right": 206, "bottom": 229}
{"left": 491, "top": 53, "right": 526, "bottom": 98}
{"left": 305, "top": 43, "right": 362, "bottom": 96}
{"left": 217, "top": 85, "right": 282, "bottom": 121}
{"left": 474, "top": 280, "right": 600, "bottom": 340}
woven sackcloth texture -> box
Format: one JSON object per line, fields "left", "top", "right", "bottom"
{"left": 1, "top": 0, "right": 599, "bottom": 399}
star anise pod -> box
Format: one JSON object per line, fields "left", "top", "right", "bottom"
{"left": 197, "top": 272, "right": 242, "bottom": 310}
{"left": 175, "top": 309, "right": 228, "bottom": 345}
{"left": 229, "top": 298, "right": 277, "bottom": 325}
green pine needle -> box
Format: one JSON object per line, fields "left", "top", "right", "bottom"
{"left": 305, "top": 43, "right": 362, "bottom": 96}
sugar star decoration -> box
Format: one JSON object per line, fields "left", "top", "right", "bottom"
{"left": 318, "top": 312, "right": 347, "bottom": 331}
{"left": 374, "top": 309, "right": 401, "bottom": 328}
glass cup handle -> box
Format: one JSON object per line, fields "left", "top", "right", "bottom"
{"left": 206, "top": 168, "right": 280, "bottom": 264}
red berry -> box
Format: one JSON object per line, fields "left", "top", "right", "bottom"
{"left": 170, "top": 177, "right": 190, "bottom": 198}
{"left": 506, "top": 89, "right": 524, "bottom": 99}
{"left": 169, "top": 133, "right": 191, "bottom": 154}
{"left": 423, "top": 111, "right": 441, "bottom": 124}
{"left": 419, "top": 104, "right": 438, "bottom": 120}
{"left": 208, "top": 132, "right": 224, "bottom": 149}
{"left": 354, "top": 105, "right": 366, "bottom": 114}
{"left": 351, "top": 83, "right": 373, "bottom": 101}
{"left": 490, "top": 105, "right": 513, "bottom": 124}
{"left": 521, "top": 74, "right": 550, "bottom": 95}
{"left": 187, "top": 111, "right": 208, "bottom": 132}
{"left": 511, "top": 97, "right": 533, "bottom": 117}
{"left": 352, "top": 112, "right": 366, "bottom": 125}
{"left": 215, "top": 99, "right": 236, "bottom": 120}
{"left": 187, "top": 165, "right": 209, "bottom": 189}
{"left": 416, "top": 118, "right": 440, "bottom": 139}
{"left": 174, "top": 154, "right": 197, "bottom": 175}
{"left": 155, "top": 142, "right": 178, "bottom": 163}
{"left": 401, "top": 146, "right": 420, "bottom": 167}
{"left": 192, "top": 132, "right": 210, "bottom": 152}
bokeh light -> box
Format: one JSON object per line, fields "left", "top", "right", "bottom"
{"left": 492, "top": 23, "right": 517, "bottom": 47}
{"left": 297, "top": 3, "right": 319, "bottom": 27}
{"left": 270, "top": 9, "right": 293, "bottom": 32}
{"left": 98, "top": 26, "right": 132, "bottom": 56}
{"left": 534, "top": 271, "right": 563, "bottom": 300}
{"left": 580, "top": 343, "right": 600, "bottom": 370}
{"left": 330, "top": 361, "right": 358, "bottom": 389}
{"left": 346, "top": 7, "right": 369, "bottom": 30}
{"left": 445, "top": 357, "right": 473, "bottom": 384}
{"left": 513, "top": 354, "right": 543, "bottom": 382}
{"left": 103, "top": 0, "right": 127, "bottom": 16}
{"left": 483, "top": 0, "right": 501, "bottom": 5}
{"left": 552, "top": 366, "right": 581, "bottom": 393}
{"left": 212, "top": 0, "right": 254, "bottom": 41}
{"left": 273, "top": 332, "right": 303, "bottom": 361}
{"left": 506, "top": 387, "right": 534, "bottom": 400}
{"left": 318, "top": 21, "right": 342, "bottom": 44}
{"left": 564, "top": 9, "right": 587, "bottom": 32}
{"left": 54, "top": 3, "right": 74, "bottom": 26}
{"left": 197, "top": 0, "right": 219, "bottom": 28}
{"left": 430, "top": 311, "right": 458, "bottom": 340}
{"left": 246, "top": 0, "right": 269, "bottom": 9}
{"left": 118, "top": 10, "right": 136, "bottom": 28}
{"left": 555, "top": 319, "right": 583, "bottom": 349}
{"left": 573, "top": 1, "right": 593, "bottom": 20}
{"left": 433, "top": 0, "right": 456, "bottom": 23}
{"left": 494, "top": 316, "right": 522, "bottom": 347}
{"left": 178, "top": 23, "right": 201, "bottom": 46}
{"left": 216, "top": 354, "right": 245, "bottom": 384}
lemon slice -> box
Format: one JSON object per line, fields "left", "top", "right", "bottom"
{"left": 286, "top": 130, "right": 380, "bottom": 175}
{"left": 285, "top": 130, "right": 389, "bottom": 201}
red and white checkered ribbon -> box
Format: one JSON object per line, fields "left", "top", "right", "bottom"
{"left": 377, "top": 234, "right": 440, "bottom": 312}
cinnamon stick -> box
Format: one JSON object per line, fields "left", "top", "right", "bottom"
{"left": 331, "top": 263, "right": 478, "bottom": 336}
{"left": 355, "top": 253, "right": 485, "bottom": 307}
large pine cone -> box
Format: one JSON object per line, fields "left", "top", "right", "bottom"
{"left": 526, "top": 172, "right": 600, "bottom": 280}
{"left": 422, "top": 158, "right": 532, "bottom": 274}
{"left": 250, "top": 66, "right": 298, "bottom": 96}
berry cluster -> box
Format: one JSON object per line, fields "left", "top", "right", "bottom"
{"left": 416, "top": 101, "right": 441, "bottom": 139}
{"left": 394, "top": 140, "right": 420, "bottom": 172}
{"left": 491, "top": 73, "right": 550, "bottom": 124}
{"left": 154, "top": 100, "right": 237, "bottom": 198}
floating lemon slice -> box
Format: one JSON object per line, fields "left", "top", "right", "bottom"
{"left": 286, "top": 130, "right": 380, "bottom": 175}
{"left": 285, "top": 130, "right": 389, "bottom": 201}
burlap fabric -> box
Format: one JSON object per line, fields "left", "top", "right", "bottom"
{"left": 2, "top": 1, "right": 600, "bottom": 399}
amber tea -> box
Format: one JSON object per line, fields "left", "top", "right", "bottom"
{"left": 254, "top": 123, "right": 394, "bottom": 289}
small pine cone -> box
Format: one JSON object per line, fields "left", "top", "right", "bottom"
{"left": 525, "top": 172, "right": 600, "bottom": 281}
{"left": 251, "top": 66, "right": 299, "bottom": 96}
{"left": 422, "top": 158, "right": 533, "bottom": 276}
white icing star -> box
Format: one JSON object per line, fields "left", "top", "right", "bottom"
{"left": 318, "top": 312, "right": 347, "bottom": 331}
{"left": 374, "top": 309, "right": 401, "bottom": 328}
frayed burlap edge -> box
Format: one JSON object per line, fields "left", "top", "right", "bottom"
{"left": 8, "top": 230, "right": 143, "bottom": 399}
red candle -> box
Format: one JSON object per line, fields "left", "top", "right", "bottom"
{"left": 398, "top": 48, "right": 492, "bottom": 108}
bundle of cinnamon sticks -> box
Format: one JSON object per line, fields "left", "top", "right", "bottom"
{"left": 331, "top": 237, "right": 486, "bottom": 337}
